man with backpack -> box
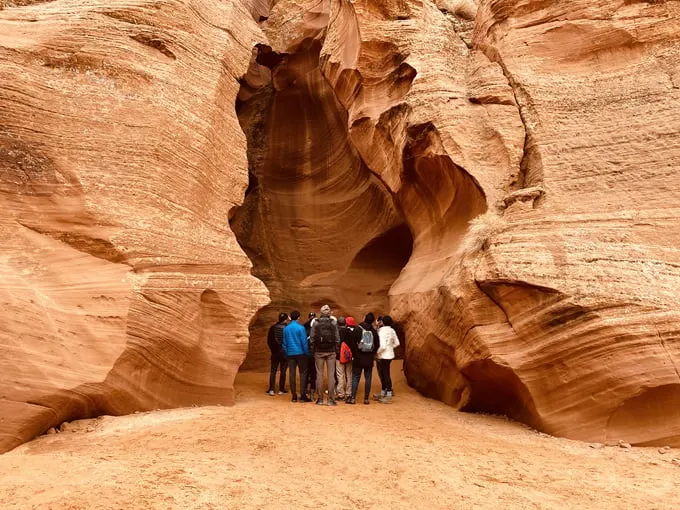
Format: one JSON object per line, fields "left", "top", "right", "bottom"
{"left": 347, "top": 313, "right": 379, "bottom": 405}
{"left": 266, "top": 312, "right": 289, "bottom": 396}
{"left": 310, "top": 304, "right": 340, "bottom": 406}
{"left": 335, "top": 317, "right": 353, "bottom": 400}
{"left": 283, "top": 311, "right": 312, "bottom": 403}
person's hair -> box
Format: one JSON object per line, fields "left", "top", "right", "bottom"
{"left": 377, "top": 316, "right": 383, "bottom": 322}
{"left": 337, "top": 316, "right": 346, "bottom": 326}
{"left": 308, "top": 312, "right": 316, "bottom": 318}
{"left": 278, "top": 312, "right": 289, "bottom": 323}
{"left": 364, "top": 312, "right": 375, "bottom": 324}
{"left": 382, "top": 315, "right": 394, "bottom": 327}
{"left": 290, "top": 310, "right": 301, "bottom": 321}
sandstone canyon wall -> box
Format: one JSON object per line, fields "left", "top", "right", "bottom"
{"left": 0, "top": 0, "right": 269, "bottom": 453}
{"left": 2, "top": 0, "right": 680, "bottom": 452}
{"left": 232, "top": 0, "right": 680, "bottom": 446}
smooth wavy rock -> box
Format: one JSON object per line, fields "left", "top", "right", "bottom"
{"left": 0, "top": 0, "right": 269, "bottom": 452}
{"left": 389, "top": 0, "right": 680, "bottom": 446}
{"left": 234, "top": 0, "right": 680, "bottom": 446}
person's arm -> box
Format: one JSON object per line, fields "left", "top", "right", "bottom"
{"left": 377, "top": 328, "right": 387, "bottom": 356}
{"left": 267, "top": 326, "right": 275, "bottom": 352}
{"left": 372, "top": 328, "right": 380, "bottom": 355}
{"left": 392, "top": 329, "right": 400, "bottom": 349}
{"left": 299, "top": 326, "right": 309, "bottom": 356}
{"left": 309, "top": 322, "right": 317, "bottom": 352}
{"left": 282, "top": 327, "right": 289, "bottom": 357}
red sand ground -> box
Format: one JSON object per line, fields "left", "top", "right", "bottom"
{"left": 0, "top": 362, "right": 678, "bottom": 509}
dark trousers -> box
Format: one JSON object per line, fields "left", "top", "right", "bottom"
{"left": 288, "top": 355, "right": 308, "bottom": 397}
{"left": 268, "top": 359, "right": 287, "bottom": 392}
{"left": 376, "top": 359, "right": 393, "bottom": 392}
{"left": 351, "top": 365, "right": 373, "bottom": 399}
{"left": 306, "top": 354, "right": 316, "bottom": 391}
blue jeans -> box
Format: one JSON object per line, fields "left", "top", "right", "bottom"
{"left": 351, "top": 365, "right": 373, "bottom": 399}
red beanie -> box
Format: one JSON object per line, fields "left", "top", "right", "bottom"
{"left": 346, "top": 317, "right": 357, "bottom": 326}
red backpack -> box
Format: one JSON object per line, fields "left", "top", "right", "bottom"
{"left": 339, "top": 342, "right": 352, "bottom": 364}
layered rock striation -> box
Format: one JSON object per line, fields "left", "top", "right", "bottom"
{"left": 0, "top": 0, "right": 268, "bottom": 452}
{"left": 233, "top": 0, "right": 680, "bottom": 446}
{"left": 2, "top": 0, "right": 680, "bottom": 451}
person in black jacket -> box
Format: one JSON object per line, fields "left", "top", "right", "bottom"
{"left": 266, "top": 312, "right": 289, "bottom": 396}
{"left": 346, "top": 313, "right": 379, "bottom": 405}
{"left": 303, "top": 312, "right": 317, "bottom": 399}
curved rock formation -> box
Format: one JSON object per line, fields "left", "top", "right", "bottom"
{"left": 233, "top": 0, "right": 680, "bottom": 446}
{"left": 2, "top": 0, "right": 680, "bottom": 451}
{"left": 0, "top": 0, "right": 268, "bottom": 452}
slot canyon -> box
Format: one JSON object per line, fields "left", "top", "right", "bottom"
{"left": 1, "top": 0, "right": 680, "bottom": 456}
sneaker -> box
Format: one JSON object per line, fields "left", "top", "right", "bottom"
{"left": 266, "top": 390, "right": 275, "bottom": 396}
{"left": 379, "top": 396, "right": 392, "bottom": 404}
{"left": 316, "top": 399, "right": 324, "bottom": 405}
{"left": 372, "top": 392, "right": 384, "bottom": 401}
{"left": 278, "top": 389, "right": 288, "bottom": 395}
{"left": 363, "top": 398, "right": 370, "bottom": 405}
{"left": 300, "top": 394, "right": 312, "bottom": 402}
{"left": 328, "top": 400, "right": 337, "bottom": 406}
{"left": 347, "top": 398, "right": 356, "bottom": 405}
{"left": 291, "top": 394, "right": 298, "bottom": 403}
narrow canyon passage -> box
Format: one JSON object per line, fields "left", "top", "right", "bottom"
{"left": 230, "top": 40, "right": 413, "bottom": 368}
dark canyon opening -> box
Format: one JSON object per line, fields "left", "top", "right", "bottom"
{"left": 230, "top": 41, "right": 414, "bottom": 369}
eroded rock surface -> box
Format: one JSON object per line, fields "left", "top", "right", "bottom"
{"left": 393, "top": 0, "right": 680, "bottom": 446}
{"left": 233, "top": 0, "right": 680, "bottom": 446}
{"left": 0, "top": 0, "right": 268, "bottom": 452}
{"left": 2, "top": 0, "right": 680, "bottom": 450}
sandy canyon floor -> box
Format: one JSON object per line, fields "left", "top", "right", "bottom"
{"left": 0, "top": 362, "right": 678, "bottom": 509}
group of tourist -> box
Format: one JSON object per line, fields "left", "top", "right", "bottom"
{"left": 266, "top": 305, "right": 401, "bottom": 405}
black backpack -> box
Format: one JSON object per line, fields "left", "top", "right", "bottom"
{"left": 316, "top": 317, "right": 337, "bottom": 349}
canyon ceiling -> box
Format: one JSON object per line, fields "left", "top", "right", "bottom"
{"left": 1, "top": 0, "right": 679, "bottom": 452}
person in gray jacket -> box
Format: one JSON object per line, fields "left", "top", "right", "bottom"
{"left": 310, "top": 304, "right": 340, "bottom": 406}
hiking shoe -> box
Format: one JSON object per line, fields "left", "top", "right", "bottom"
{"left": 300, "top": 394, "right": 312, "bottom": 402}
{"left": 363, "top": 398, "right": 370, "bottom": 405}
{"left": 278, "top": 389, "right": 288, "bottom": 395}
{"left": 316, "top": 399, "right": 324, "bottom": 405}
{"left": 266, "top": 390, "right": 275, "bottom": 396}
{"left": 328, "top": 400, "right": 337, "bottom": 406}
{"left": 291, "top": 394, "right": 298, "bottom": 403}
{"left": 346, "top": 398, "right": 356, "bottom": 405}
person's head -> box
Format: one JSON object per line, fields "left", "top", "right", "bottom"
{"left": 278, "top": 312, "right": 289, "bottom": 324}
{"left": 320, "top": 304, "right": 331, "bottom": 317}
{"left": 290, "top": 310, "right": 301, "bottom": 321}
{"left": 346, "top": 316, "right": 356, "bottom": 327}
{"left": 308, "top": 311, "right": 316, "bottom": 319}
{"left": 382, "top": 315, "right": 394, "bottom": 327}
{"left": 377, "top": 315, "right": 384, "bottom": 326}
{"left": 337, "top": 316, "right": 346, "bottom": 327}
{"left": 364, "top": 312, "right": 375, "bottom": 324}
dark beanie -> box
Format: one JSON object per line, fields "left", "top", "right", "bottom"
{"left": 338, "top": 317, "right": 346, "bottom": 326}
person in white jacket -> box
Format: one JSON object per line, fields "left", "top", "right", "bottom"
{"left": 375, "top": 315, "right": 400, "bottom": 403}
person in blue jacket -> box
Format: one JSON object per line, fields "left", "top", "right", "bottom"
{"left": 283, "top": 310, "right": 311, "bottom": 402}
